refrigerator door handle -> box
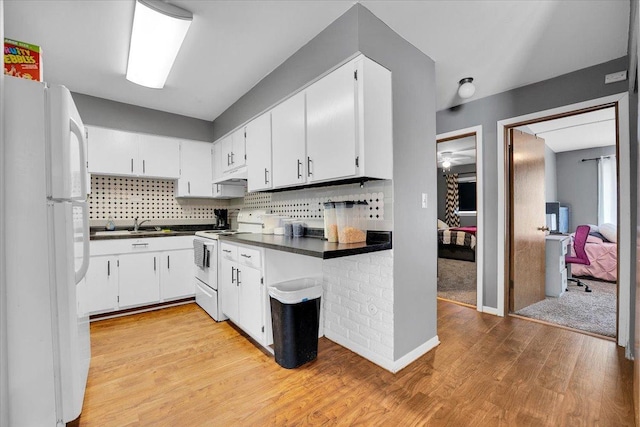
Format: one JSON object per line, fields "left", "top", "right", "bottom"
{"left": 73, "top": 200, "right": 90, "bottom": 284}
{"left": 69, "top": 117, "right": 88, "bottom": 199}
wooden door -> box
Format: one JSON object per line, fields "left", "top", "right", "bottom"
{"left": 510, "top": 129, "right": 547, "bottom": 312}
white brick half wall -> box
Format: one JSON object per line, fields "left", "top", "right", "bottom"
{"left": 322, "top": 250, "right": 394, "bottom": 368}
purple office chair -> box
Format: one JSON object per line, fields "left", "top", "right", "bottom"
{"left": 565, "top": 225, "right": 592, "bottom": 293}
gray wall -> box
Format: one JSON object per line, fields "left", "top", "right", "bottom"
{"left": 437, "top": 56, "right": 630, "bottom": 309}
{"left": 545, "top": 144, "right": 557, "bottom": 202}
{"left": 437, "top": 164, "right": 477, "bottom": 227}
{"left": 0, "top": 1, "right": 8, "bottom": 425}
{"left": 556, "top": 145, "right": 616, "bottom": 231}
{"left": 211, "top": 4, "right": 437, "bottom": 360}
{"left": 71, "top": 92, "right": 214, "bottom": 142}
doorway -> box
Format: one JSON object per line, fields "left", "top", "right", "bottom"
{"left": 436, "top": 126, "right": 483, "bottom": 311}
{"left": 508, "top": 107, "right": 619, "bottom": 339}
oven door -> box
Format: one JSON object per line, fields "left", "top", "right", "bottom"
{"left": 194, "top": 239, "right": 216, "bottom": 288}
{"left": 195, "top": 277, "right": 222, "bottom": 321}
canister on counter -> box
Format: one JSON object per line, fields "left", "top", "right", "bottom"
{"left": 323, "top": 202, "right": 338, "bottom": 242}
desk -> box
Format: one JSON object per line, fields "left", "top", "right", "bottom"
{"left": 545, "top": 235, "right": 570, "bottom": 297}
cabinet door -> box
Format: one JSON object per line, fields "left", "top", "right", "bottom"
{"left": 87, "top": 126, "right": 138, "bottom": 176}
{"left": 246, "top": 113, "right": 273, "bottom": 192}
{"left": 238, "top": 266, "right": 263, "bottom": 341}
{"left": 212, "top": 141, "right": 223, "bottom": 181}
{"left": 220, "top": 135, "right": 234, "bottom": 173}
{"left": 306, "top": 63, "right": 357, "bottom": 182}
{"left": 118, "top": 252, "right": 160, "bottom": 308}
{"left": 220, "top": 258, "right": 239, "bottom": 322}
{"left": 231, "top": 127, "right": 246, "bottom": 169}
{"left": 271, "top": 91, "right": 306, "bottom": 188}
{"left": 84, "top": 255, "right": 119, "bottom": 314}
{"left": 160, "top": 249, "right": 195, "bottom": 300}
{"left": 138, "top": 134, "right": 180, "bottom": 178}
{"left": 177, "top": 141, "right": 213, "bottom": 197}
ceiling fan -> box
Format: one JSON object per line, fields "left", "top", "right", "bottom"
{"left": 437, "top": 149, "right": 476, "bottom": 168}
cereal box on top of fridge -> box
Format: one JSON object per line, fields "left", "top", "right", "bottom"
{"left": 4, "top": 38, "right": 43, "bottom": 81}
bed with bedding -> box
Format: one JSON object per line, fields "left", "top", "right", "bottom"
{"left": 438, "top": 227, "right": 476, "bottom": 262}
{"left": 569, "top": 232, "right": 617, "bottom": 282}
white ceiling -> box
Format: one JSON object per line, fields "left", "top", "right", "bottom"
{"left": 437, "top": 136, "right": 476, "bottom": 167}
{"left": 3, "top": 1, "right": 630, "bottom": 122}
{"left": 519, "top": 107, "right": 616, "bottom": 153}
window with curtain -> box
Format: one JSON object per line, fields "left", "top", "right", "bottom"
{"left": 597, "top": 155, "right": 616, "bottom": 225}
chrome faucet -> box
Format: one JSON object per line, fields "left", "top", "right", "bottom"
{"left": 133, "top": 217, "right": 150, "bottom": 232}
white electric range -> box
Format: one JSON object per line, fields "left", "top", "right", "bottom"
{"left": 193, "top": 209, "right": 269, "bottom": 321}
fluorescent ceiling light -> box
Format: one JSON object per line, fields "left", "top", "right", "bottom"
{"left": 126, "top": 0, "right": 192, "bottom": 89}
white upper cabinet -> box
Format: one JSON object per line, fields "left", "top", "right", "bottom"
{"left": 87, "top": 126, "right": 138, "bottom": 176}
{"left": 177, "top": 140, "right": 213, "bottom": 198}
{"left": 306, "top": 61, "right": 357, "bottom": 183}
{"left": 220, "top": 128, "right": 246, "bottom": 173}
{"left": 137, "top": 134, "right": 180, "bottom": 178}
{"left": 306, "top": 56, "right": 392, "bottom": 184}
{"left": 271, "top": 91, "right": 307, "bottom": 189}
{"left": 246, "top": 112, "right": 273, "bottom": 192}
{"left": 87, "top": 126, "right": 180, "bottom": 179}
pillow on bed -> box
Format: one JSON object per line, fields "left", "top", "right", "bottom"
{"left": 585, "top": 224, "right": 599, "bottom": 233}
{"left": 437, "top": 219, "right": 449, "bottom": 229}
{"left": 599, "top": 223, "right": 617, "bottom": 243}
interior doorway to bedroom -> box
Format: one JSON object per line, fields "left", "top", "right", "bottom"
{"left": 507, "top": 105, "right": 619, "bottom": 340}
{"left": 436, "top": 127, "right": 483, "bottom": 309}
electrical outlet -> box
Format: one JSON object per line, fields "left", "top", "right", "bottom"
{"left": 605, "top": 70, "right": 627, "bottom": 84}
{"left": 422, "top": 193, "right": 428, "bottom": 209}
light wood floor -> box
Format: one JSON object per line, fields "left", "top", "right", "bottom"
{"left": 80, "top": 301, "right": 634, "bottom": 426}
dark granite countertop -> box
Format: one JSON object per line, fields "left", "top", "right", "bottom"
{"left": 90, "top": 224, "right": 219, "bottom": 241}
{"left": 218, "top": 231, "right": 392, "bottom": 259}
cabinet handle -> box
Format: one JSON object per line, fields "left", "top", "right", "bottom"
{"left": 227, "top": 153, "right": 230, "bottom": 166}
{"left": 107, "top": 260, "right": 110, "bottom": 277}
{"left": 188, "top": 181, "right": 191, "bottom": 194}
{"left": 264, "top": 168, "right": 269, "bottom": 184}
{"left": 230, "top": 151, "right": 234, "bottom": 165}
{"left": 216, "top": 184, "right": 220, "bottom": 193}
{"left": 143, "top": 159, "right": 146, "bottom": 174}
{"left": 223, "top": 249, "right": 231, "bottom": 253}
{"left": 236, "top": 268, "right": 241, "bottom": 286}
{"left": 167, "top": 255, "right": 170, "bottom": 270}
{"left": 307, "top": 157, "right": 313, "bottom": 177}
{"left": 154, "top": 257, "right": 156, "bottom": 271}
{"left": 240, "top": 254, "right": 251, "bottom": 259}
{"left": 132, "top": 243, "right": 149, "bottom": 247}
{"left": 131, "top": 158, "right": 134, "bottom": 173}
{"left": 231, "top": 266, "right": 236, "bottom": 284}
{"left": 297, "top": 159, "right": 302, "bottom": 179}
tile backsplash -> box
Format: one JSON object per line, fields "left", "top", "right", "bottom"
{"left": 89, "top": 175, "right": 229, "bottom": 227}
{"left": 89, "top": 175, "right": 393, "bottom": 231}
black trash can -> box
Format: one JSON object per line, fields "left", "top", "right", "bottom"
{"left": 269, "top": 278, "right": 323, "bottom": 369}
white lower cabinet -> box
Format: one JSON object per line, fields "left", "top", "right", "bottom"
{"left": 82, "top": 236, "right": 195, "bottom": 316}
{"left": 83, "top": 255, "right": 118, "bottom": 314}
{"left": 218, "top": 241, "right": 324, "bottom": 352}
{"left": 118, "top": 252, "right": 160, "bottom": 309}
{"left": 161, "top": 249, "right": 195, "bottom": 301}
{"left": 220, "top": 243, "right": 265, "bottom": 344}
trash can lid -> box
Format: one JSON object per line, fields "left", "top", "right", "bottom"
{"left": 268, "top": 277, "right": 323, "bottom": 304}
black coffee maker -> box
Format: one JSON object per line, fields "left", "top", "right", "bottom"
{"left": 214, "top": 209, "right": 228, "bottom": 229}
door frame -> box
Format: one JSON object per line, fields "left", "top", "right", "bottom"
{"left": 496, "top": 92, "right": 630, "bottom": 348}
{"left": 436, "top": 125, "right": 484, "bottom": 312}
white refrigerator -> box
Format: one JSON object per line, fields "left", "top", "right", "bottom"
{"left": 4, "top": 76, "right": 91, "bottom": 426}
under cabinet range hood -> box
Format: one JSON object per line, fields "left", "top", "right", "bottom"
{"left": 213, "top": 165, "right": 247, "bottom": 184}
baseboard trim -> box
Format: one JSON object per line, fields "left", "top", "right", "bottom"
{"left": 482, "top": 306, "right": 500, "bottom": 316}
{"left": 324, "top": 331, "right": 439, "bottom": 373}
{"left": 89, "top": 297, "right": 195, "bottom": 321}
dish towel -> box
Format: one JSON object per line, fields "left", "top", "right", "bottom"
{"left": 193, "top": 240, "right": 206, "bottom": 269}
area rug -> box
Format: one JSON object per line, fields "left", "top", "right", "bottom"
{"left": 437, "top": 257, "right": 477, "bottom": 306}
{"left": 514, "top": 278, "right": 616, "bottom": 338}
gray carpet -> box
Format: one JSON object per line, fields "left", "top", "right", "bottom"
{"left": 515, "top": 278, "right": 616, "bottom": 338}
{"left": 437, "top": 258, "right": 477, "bottom": 306}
